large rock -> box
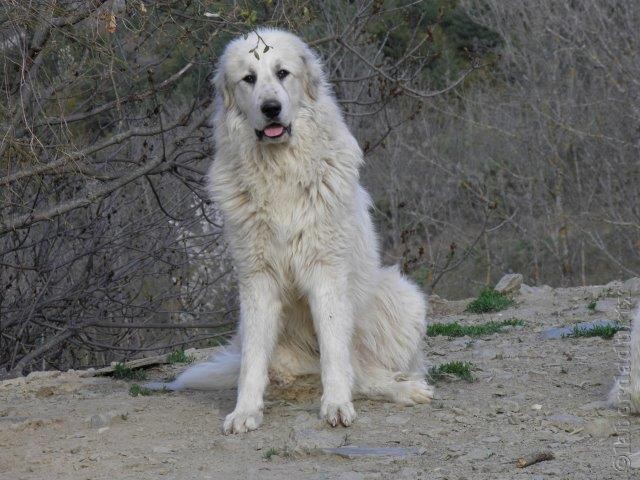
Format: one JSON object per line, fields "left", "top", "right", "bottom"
{"left": 428, "top": 294, "right": 472, "bottom": 316}
{"left": 623, "top": 277, "right": 640, "bottom": 294}
{"left": 494, "top": 273, "right": 523, "bottom": 294}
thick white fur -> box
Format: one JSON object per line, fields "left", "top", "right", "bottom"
{"left": 153, "top": 28, "right": 433, "bottom": 433}
{"left": 608, "top": 307, "right": 640, "bottom": 413}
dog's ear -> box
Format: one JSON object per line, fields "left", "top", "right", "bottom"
{"left": 213, "top": 66, "right": 234, "bottom": 110}
{"left": 300, "top": 46, "right": 324, "bottom": 102}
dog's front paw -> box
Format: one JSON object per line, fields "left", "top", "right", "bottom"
{"left": 320, "top": 401, "right": 356, "bottom": 427}
{"left": 222, "top": 408, "right": 263, "bottom": 435}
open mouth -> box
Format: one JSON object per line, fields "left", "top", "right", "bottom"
{"left": 255, "top": 123, "right": 291, "bottom": 140}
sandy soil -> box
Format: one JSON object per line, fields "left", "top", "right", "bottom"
{"left": 2, "top": 280, "right": 639, "bottom": 480}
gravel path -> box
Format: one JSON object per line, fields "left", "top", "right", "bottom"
{"left": 2, "top": 281, "right": 639, "bottom": 479}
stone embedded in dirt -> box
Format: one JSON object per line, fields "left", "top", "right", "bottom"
{"left": 579, "top": 401, "right": 608, "bottom": 411}
{"left": 287, "top": 426, "right": 346, "bottom": 454}
{"left": 495, "top": 273, "right": 523, "bottom": 294}
{"left": 0, "top": 376, "right": 26, "bottom": 388}
{"left": 323, "top": 446, "right": 425, "bottom": 459}
{"left": 26, "top": 371, "right": 61, "bottom": 382}
{"left": 494, "top": 400, "right": 520, "bottom": 414}
{"left": 86, "top": 411, "right": 128, "bottom": 429}
{"left": 458, "top": 447, "right": 493, "bottom": 462}
{"left": 584, "top": 418, "right": 616, "bottom": 438}
{"left": 547, "top": 413, "right": 584, "bottom": 432}
{"left": 428, "top": 295, "right": 471, "bottom": 316}
{"left": 520, "top": 284, "right": 553, "bottom": 296}
{"left": 623, "top": 277, "right": 640, "bottom": 293}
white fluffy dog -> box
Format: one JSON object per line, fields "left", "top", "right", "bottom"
{"left": 155, "top": 28, "right": 433, "bottom": 434}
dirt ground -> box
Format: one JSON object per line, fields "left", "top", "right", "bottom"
{"left": 2, "top": 280, "right": 640, "bottom": 480}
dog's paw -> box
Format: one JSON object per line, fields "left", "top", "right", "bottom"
{"left": 320, "top": 401, "right": 356, "bottom": 427}
{"left": 222, "top": 408, "right": 263, "bottom": 435}
{"left": 393, "top": 379, "right": 434, "bottom": 406}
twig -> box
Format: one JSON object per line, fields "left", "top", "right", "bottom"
{"left": 516, "top": 451, "right": 555, "bottom": 468}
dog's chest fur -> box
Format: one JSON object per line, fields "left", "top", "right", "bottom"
{"left": 210, "top": 141, "right": 360, "bottom": 281}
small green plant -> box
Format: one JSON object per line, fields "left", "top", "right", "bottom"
{"left": 129, "top": 384, "right": 152, "bottom": 397}
{"left": 466, "top": 288, "right": 516, "bottom": 314}
{"left": 166, "top": 350, "right": 194, "bottom": 364}
{"left": 427, "top": 318, "right": 523, "bottom": 337}
{"left": 263, "top": 447, "right": 280, "bottom": 460}
{"left": 566, "top": 323, "right": 623, "bottom": 339}
{"left": 428, "top": 361, "right": 476, "bottom": 383}
{"left": 586, "top": 299, "right": 597, "bottom": 311}
{"left": 113, "top": 363, "right": 147, "bottom": 381}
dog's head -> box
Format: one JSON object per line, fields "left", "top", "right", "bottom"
{"left": 213, "top": 29, "right": 324, "bottom": 144}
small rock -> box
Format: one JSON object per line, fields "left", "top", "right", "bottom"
{"left": 547, "top": 413, "right": 584, "bottom": 431}
{"left": 86, "top": 411, "right": 128, "bottom": 429}
{"left": 495, "top": 274, "right": 523, "bottom": 294}
{"left": 494, "top": 400, "right": 520, "bottom": 414}
{"left": 287, "top": 426, "right": 345, "bottom": 454}
{"left": 459, "top": 447, "right": 493, "bottom": 462}
{"left": 26, "top": 371, "right": 60, "bottom": 382}
{"left": 531, "top": 404, "right": 543, "bottom": 411}
{"left": 428, "top": 295, "right": 470, "bottom": 315}
{"left": 77, "top": 368, "right": 96, "bottom": 378}
{"left": 324, "top": 446, "right": 424, "bottom": 459}
{"left": 579, "top": 401, "right": 608, "bottom": 411}
{"left": 584, "top": 418, "right": 616, "bottom": 438}
{"left": 0, "top": 377, "right": 26, "bottom": 388}
{"left": 70, "top": 446, "right": 81, "bottom": 454}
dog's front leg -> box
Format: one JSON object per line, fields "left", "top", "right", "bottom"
{"left": 223, "top": 274, "right": 281, "bottom": 434}
{"left": 305, "top": 267, "right": 356, "bottom": 427}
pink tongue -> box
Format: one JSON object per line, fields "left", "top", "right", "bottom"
{"left": 264, "top": 125, "right": 285, "bottom": 137}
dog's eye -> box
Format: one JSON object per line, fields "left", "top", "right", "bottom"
{"left": 242, "top": 74, "right": 256, "bottom": 84}
{"left": 276, "top": 69, "right": 289, "bottom": 80}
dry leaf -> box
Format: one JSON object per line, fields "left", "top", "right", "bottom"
{"left": 106, "top": 13, "right": 116, "bottom": 34}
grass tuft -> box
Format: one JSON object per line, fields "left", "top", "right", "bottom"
{"left": 586, "top": 299, "right": 597, "bottom": 311}
{"left": 263, "top": 447, "right": 280, "bottom": 460}
{"left": 428, "top": 361, "right": 476, "bottom": 383}
{"left": 166, "top": 350, "right": 194, "bottom": 364}
{"left": 466, "top": 288, "right": 516, "bottom": 314}
{"left": 565, "top": 322, "right": 623, "bottom": 339}
{"left": 113, "top": 363, "right": 147, "bottom": 381}
{"left": 427, "top": 318, "right": 523, "bottom": 337}
{"left": 129, "top": 383, "right": 152, "bottom": 396}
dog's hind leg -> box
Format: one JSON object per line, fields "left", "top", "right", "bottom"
{"left": 353, "top": 365, "right": 433, "bottom": 405}
{"left": 352, "top": 266, "right": 433, "bottom": 404}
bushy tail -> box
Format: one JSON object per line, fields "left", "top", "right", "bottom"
{"left": 608, "top": 307, "right": 640, "bottom": 413}
{"left": 146, "top": 344, "right": 240, "bottom": 391}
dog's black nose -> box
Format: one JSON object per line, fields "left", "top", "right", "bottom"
{"left": 261, "top": 100, "right": 281, "bottom": 119}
